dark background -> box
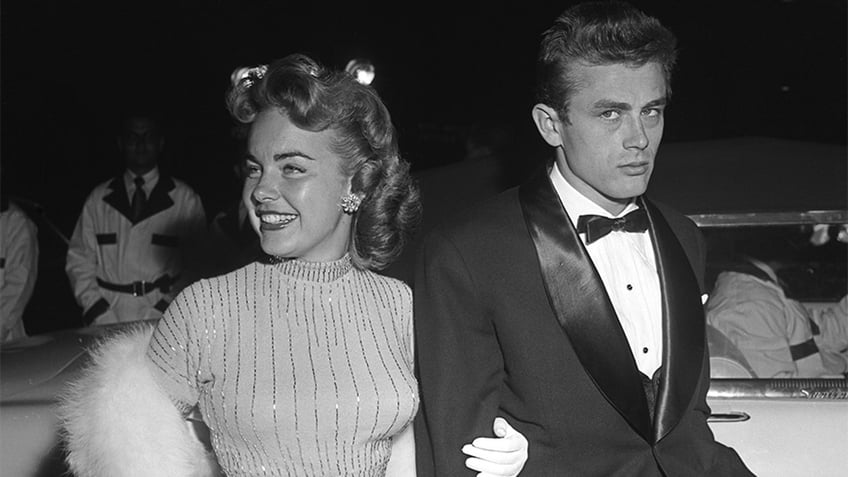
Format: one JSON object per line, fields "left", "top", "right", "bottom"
{"left": 1, "top": 0, "right": 846, "bottom": 332}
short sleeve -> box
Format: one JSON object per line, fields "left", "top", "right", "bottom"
{"left": 145, "top": 284, "right": 203, "bottom": 408}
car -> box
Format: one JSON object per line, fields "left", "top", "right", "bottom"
{"left": 648, "top": 137, "right": 847, "bottom": 477}
{"left": 1, "top": 137, "right": 846, "bottom": 476}
{"left": 1, "top": 323, "right": 213, "bottom": 476}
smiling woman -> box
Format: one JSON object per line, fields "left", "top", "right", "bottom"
{"left": 58, "top": 53, "right": 529, "bottom": 477}
{"left": 242, "top": 109, "right": 359, "bottom": 263}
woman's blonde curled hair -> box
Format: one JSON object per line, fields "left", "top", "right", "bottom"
{"left": 226, "top": 54, "right": 421, "bottom": 271}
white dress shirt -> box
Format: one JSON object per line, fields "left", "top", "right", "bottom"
{"left": 550, "top": 165, "right": 663, "bottom": 376}
{"left": 123, "top": 167, "right": 159, "bottom": 202}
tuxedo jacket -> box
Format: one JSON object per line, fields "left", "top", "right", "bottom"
{"left": 413, "top": 167, "right": 753, "bottom": 476}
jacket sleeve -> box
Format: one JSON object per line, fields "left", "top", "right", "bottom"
{"left": 414, "top": 229, "right": 504, "bottom": 477}
{"left": 169, "top": 188, "right": 208, "bottom": 300}
{"left": 65, "top": 195, "right": 110, "bottom": 324}
{"left": 1, "top": 207, "right": 38, "bottom": 341}
{"left": 57, "top": 322, "right": 220, "bottom": 477}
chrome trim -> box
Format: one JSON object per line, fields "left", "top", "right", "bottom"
{"left": 688, "top": 210, "right": 847, "bottom": 227}
{"left": 707, "top": 411, "right": 751, "bottom": 423}
{"left": 708, "top": 378, "right": 848, "bottom": 400}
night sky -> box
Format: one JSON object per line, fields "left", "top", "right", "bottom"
{"left": 2, "top": 0, "right": 846, "bottom": 221}
{"left": 1, "top": 0, "right": 845, "bottom": 332}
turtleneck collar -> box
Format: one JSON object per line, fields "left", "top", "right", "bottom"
{"left": 271, "top": 254, "right": 354, "bottom": 283}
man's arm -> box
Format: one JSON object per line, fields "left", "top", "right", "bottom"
{"left": 414, "top": 229, "right": 504, "bottom": 476}
{"left": 1, "top": 208, "right": 38, "bottom": 340}
{"left": 65, "top": 197, "right": 112, "bottom": 325}
{"left": 171, "top": 189, "right": 208, "bottom": 298}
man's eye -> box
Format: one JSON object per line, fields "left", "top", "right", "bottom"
{"left": 600, "top": 110, "right": 620, "bottom": 120}
{"left": 642, "top": 108, "right": 662, "bottom": 118}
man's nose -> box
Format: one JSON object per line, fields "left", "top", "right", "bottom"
{"left": 623, "top": 115, "right": 649, "bottom": 150}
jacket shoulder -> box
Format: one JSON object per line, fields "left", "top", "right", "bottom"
{"left": 428, "top": 187, "right": 522, "bottom": 240}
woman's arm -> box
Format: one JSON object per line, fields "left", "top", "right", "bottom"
{"left": 386, "top": 423, "right": 417, "bottom": 477}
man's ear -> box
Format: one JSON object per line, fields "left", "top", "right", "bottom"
{"left": 531, "top": 104, "right": 564, "bottom": 147}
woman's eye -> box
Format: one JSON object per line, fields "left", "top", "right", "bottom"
{"left": 282, "top": 164, "right": 305, "bottom": 175}
{"left": 245, "top": 163, "right": 261, "bottom": 178}
{"left": 600, "top": 110, "right": 620, "bottom": 120}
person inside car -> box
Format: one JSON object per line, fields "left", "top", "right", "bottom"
{"left": 706, "top": 241, "right": 848, "bottom": 378}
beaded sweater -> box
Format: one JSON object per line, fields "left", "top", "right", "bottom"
{"left": 146, "top": 255, "right": 418, "bottom": 476}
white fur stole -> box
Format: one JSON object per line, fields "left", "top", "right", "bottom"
{"left": 57, "top": 322, "right": 220, "bottom": 477}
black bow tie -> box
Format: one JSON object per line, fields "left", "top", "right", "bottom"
{"left": 576, "top": 208, "right": 649, "bottom": 244}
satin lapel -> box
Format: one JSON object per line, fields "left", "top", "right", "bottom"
{"left": 102, "top": 176, "right": 134, "bottom": 223}
{"left": 519, "top": 168, "right": 652, "bottom": 441}
{"left": 642, "top": 198, "right": 705, "bottom": 443}
{"left": 136, "top": 176, "right": 176, "bottom": 223}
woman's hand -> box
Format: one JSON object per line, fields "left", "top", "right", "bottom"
{"left": 461, "top": 417, "right": 528, "bottom": 477}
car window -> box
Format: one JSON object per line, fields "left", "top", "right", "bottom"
{"left": 702, "top": 222, "right": 848, "bottom": 380}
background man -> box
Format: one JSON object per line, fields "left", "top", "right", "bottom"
{"left": 414, "top": 2, "right": 753, "bottom": 475}
{"left": 66, "top": 112, "right": 207, "bottom": 325}
{"left": 706, "top": 244, "right": 848, "bottom": 378}
{"left": 1, "top": 191, "right": 39, "bottom": 343}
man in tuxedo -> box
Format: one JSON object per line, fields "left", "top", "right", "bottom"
{"left": 414, "top": 2, "right": 754, "bottom": 475}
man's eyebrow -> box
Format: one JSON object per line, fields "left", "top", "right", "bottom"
{"left": 591, "top": 97, "right": 668, "bottom": 110}
{"left": 643, "top": 97, "right": 668, "bottom": 109}
{"left": 592, "top": 99, "right": 632, "bottom": 111}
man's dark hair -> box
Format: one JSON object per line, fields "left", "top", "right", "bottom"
{"left": 535, "top": 1, "right": 678, "bottom": 121}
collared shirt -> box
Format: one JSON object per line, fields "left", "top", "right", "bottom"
{"left": 123, "top": 167, "right": 159, "bottom": 203}
{"left": 550, "top": 165, "right": 663, "bottom": 376}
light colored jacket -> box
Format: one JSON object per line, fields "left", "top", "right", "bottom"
{"left": 65, "top": 172, "right": 206, "bottom": 324}
{"left": 1, "top": 201, "right": 38, "bottom": 343}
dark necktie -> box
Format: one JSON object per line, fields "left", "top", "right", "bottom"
{"left": 131, "top": 176, "right": 147, "bottom": 222}
{"left": 576, "top": 208, "right": 649, "bottom": 244}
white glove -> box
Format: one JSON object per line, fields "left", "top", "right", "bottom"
{"left": 462, "top": 417, "right": 529, "bottom": 477}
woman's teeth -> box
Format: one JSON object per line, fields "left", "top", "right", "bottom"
{"left": 260, "top": 213, "right": 296, "bottom": 225}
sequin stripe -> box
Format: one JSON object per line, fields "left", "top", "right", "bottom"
{"left": 337, "top": 279, "right": 363, "bottom": 470}
{"left": 305, "top": 278, "right": 331, "bottom": 477}
{"left": 209, "top": 275, "right": 236, "bottom": 474}
{"left": 368, "top": 274, "right": 414, "bottom": 370}
{"left": 361, "top": 439, "right": 391, "bottom": 475}
{"left": 294, "top": 278, "right": 317, "bottom": 462}
{"left": 202, "top": 276, "right": 223, "bottom": 464}
{"left": 375, "top": 277, "right": 418, "bottom": 422}
{"left": 350, "top": 280, "right": 383, "bottom": 441}
{"left": 234, "top": 268, "right": 267, "bottom": 471}
{"left": 359, "top": 277, "right": 405, "bottom": 440}
{"left": 363, "top": 274, "right": 414, "bottom": 389}
{"left": 318, "top": 282, "right": 345, "bottom": 477}
{"left": 284, "top": 286, "right": 301, "bottom": 470}
{"left": 248, "top": 271, "right": 274, "bottom": 467}
{"left": 269, "top": 272, "right": 287, "bottom": 465}
{"left": 202, "top": 278, "right": 227, "bottom": 471}
{"left": 217, "top": 272, "right": 263, "bottom": 474}
{"left": 148, "top": 294, "right": 193, "bottom": 386}
{"left": 364, "top": 274, "right": 413, "bottom": 367}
